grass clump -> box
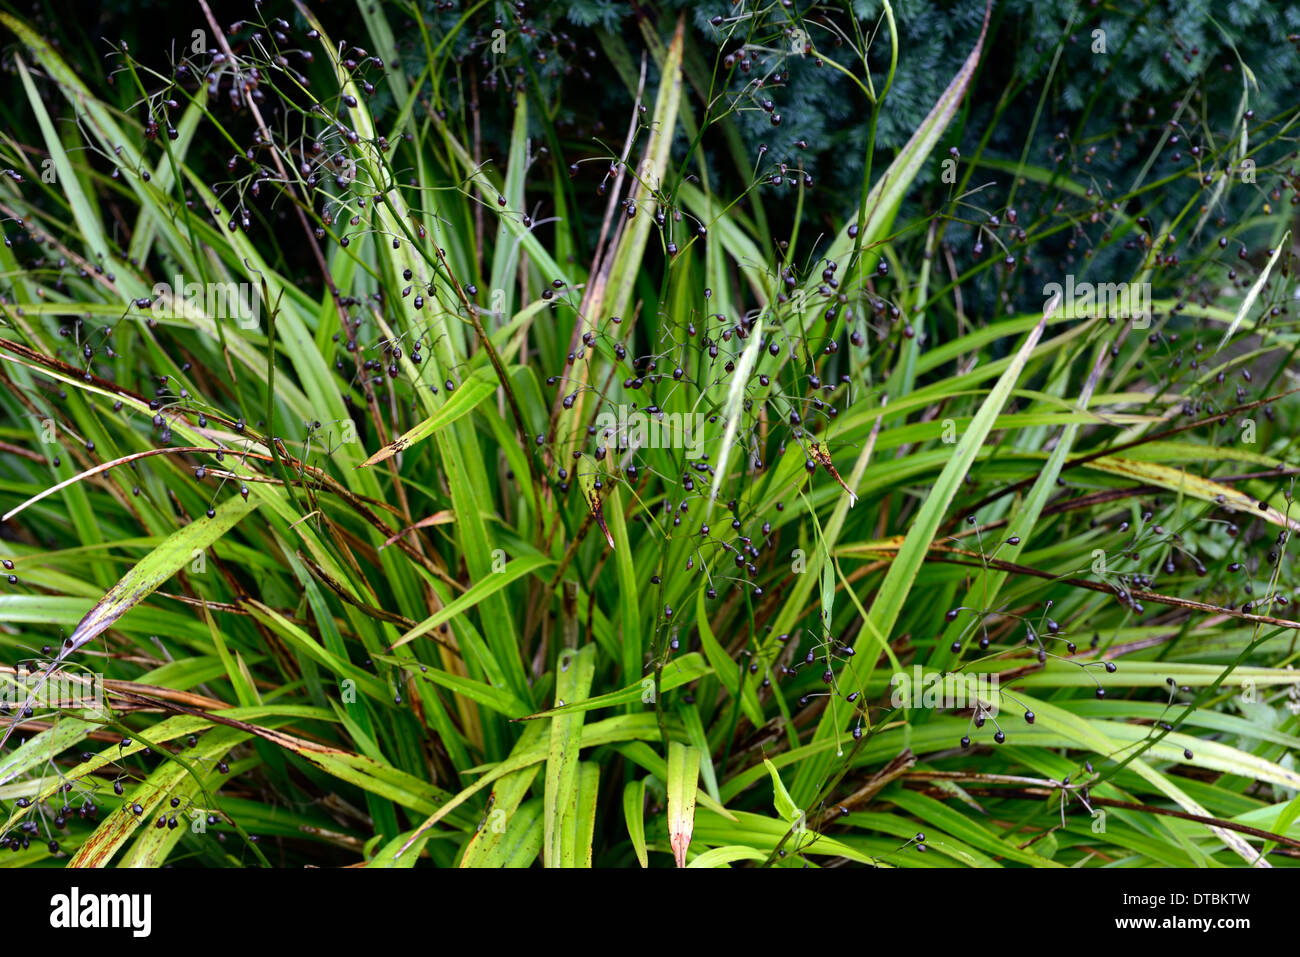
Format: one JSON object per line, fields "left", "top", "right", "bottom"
{"left": 0, "top": 1, "right": 1298, "bottom": 868}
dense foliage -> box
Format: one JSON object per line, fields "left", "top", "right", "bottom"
{"left": 1, "top": 0, "right": 1299, "bottom": 867}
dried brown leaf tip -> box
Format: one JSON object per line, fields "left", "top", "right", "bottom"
{"left": 359, "top": 436, "right": 408, "bottom": 469}
{"left": 586, "top": 484, "right": 615, "bottom": 550}
{"left": 576, "top": 453, "right": 616, "bottom": 549}
{"left": 809, "top": 441, "right": 856, "bottom": 506}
